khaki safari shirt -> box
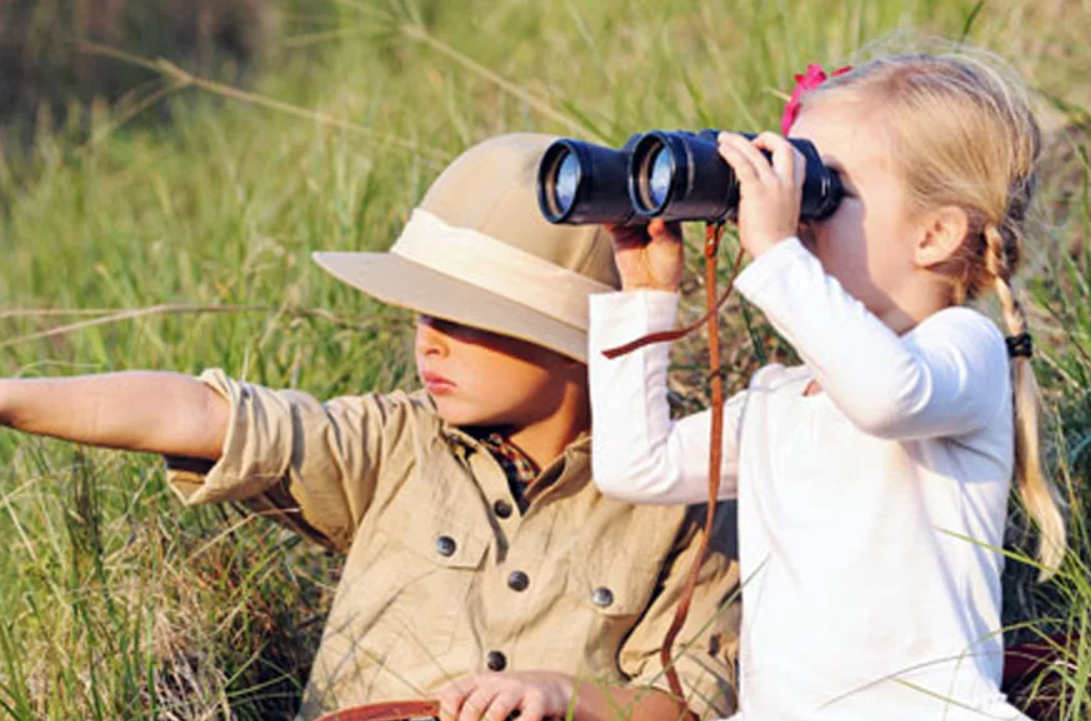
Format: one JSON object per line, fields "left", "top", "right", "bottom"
{"left": 167, "top": 370, "right": 740, "bottom": 720}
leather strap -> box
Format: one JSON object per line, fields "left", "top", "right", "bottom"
{"left": 315, "top": 699, "right": 440, "bottom": 721}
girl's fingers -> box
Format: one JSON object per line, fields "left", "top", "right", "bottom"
{"left": 718, "top": 132, "right": 774, "bottom": 184}
{"left": 717, "top": 142, "right": 761, "bottom": 186}
{"left": 646, "top": 218, "right": 683, "bottom": 244}
{"left": 753, "top": 131, "right": 802, "bottom": 186}
{"left": 604, "top": 222, "right": 650, "bottom": 249}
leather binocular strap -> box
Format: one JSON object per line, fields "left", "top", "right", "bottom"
{"left": 604, "top": 223, "right": 743, "bottom": 702}
{"left": 315, "top": 699, "right": 441, "bottom": 721}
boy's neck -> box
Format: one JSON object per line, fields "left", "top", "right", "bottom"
{"left": 507, "top": 419, "right": 586, "bottom": 470}
{"left": 487, "top": 386, "right": 591, "bottom": 470}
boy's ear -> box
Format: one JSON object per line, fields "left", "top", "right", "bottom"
{"left": 914, "top": 205, "right": 970, "bottom": 268}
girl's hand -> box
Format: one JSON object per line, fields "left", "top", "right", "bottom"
{"left": 436, "top": 671, "right": 572, "bottom": 721}
{"left": 605, "top": 218, "right": 684, "bottom": 292}
{"left": 717, "top": 132, "right": 805, "bottom": 258}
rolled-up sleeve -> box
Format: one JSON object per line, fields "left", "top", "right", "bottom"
{"left": 165, "top": 369, "right": 416, "bottom": 551}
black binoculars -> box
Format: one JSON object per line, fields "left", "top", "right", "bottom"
{"left": 536, "top": 129, "right": 843, "bottom": 225}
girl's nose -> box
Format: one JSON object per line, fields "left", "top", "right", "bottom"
{"left": 415, "top": 315, "right": 449, "bottom": 357}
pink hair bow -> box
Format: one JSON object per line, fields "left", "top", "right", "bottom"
{"left": 780, "top": 63, "right": 852, "bottom": 135}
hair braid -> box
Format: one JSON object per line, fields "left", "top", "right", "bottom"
{"left": 984, "top": 223, "right": 1066, "bottom": 579}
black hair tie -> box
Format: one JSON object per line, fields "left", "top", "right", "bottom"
{"left": 1006, "top": 332, "right": 1033, "bottom": 359}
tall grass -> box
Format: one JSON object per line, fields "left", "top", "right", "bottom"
{"left": 0, "top": 0, "right": 1089, "bottom": 718}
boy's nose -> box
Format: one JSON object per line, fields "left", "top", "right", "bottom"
{"left": 415, "top": 315, "right": 449, "bottom": 357}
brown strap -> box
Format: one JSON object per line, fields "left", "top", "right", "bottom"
{"left": 605, "top": 224, "right": 744, "bottom": 703}
{"left": 314, "top": 700, "right": 441, "bottom": 721}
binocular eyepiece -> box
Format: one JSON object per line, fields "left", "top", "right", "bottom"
{"left": 536, "top": 129, "right": 843, "bottom": 225}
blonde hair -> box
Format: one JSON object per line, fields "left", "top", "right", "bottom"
{"left": 805, "top": 48, "right": 1066, "bottom": 579}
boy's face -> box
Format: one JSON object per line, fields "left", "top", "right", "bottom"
{"left": 414, "top": 315, "right": 580, "bottom": 429}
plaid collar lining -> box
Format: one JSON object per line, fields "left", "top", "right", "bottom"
{"left": 479, "top": 432, "right": 539, "bottom": 511}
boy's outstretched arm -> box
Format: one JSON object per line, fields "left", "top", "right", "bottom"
{"left": 0, "top": 372, "right": 229, "bottom": 460}
{"left": 436, "top": 671, "right": 695, "bottom": 721}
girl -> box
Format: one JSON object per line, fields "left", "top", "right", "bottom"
{"left": 590, "top": 50, "right": 1066, "bottom": 720}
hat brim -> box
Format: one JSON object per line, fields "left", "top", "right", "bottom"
{"left": 313, "top": 251, "right": 590, "bottom": 363}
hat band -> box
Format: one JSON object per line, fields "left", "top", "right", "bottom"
{"left": 391, "top": 209, "right": 613, "bottom": 331}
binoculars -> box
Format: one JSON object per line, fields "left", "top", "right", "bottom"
{"left": 536, "top": 130, "right": 843, "bottom": 225}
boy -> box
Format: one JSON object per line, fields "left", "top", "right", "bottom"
{"left": 0, "top": 134, "right": 739, "bottom": 721}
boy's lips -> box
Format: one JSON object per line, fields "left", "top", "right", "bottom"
{"left": 421, "top": 371, "right": 457, "bottom": 395}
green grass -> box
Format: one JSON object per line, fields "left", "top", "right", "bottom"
{"left": 1, "top": 0, "right": 1090, "bottom": 718}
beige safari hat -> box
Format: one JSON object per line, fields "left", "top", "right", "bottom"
{"left": 312, "top": 133, "right": 620, "bottom": 363}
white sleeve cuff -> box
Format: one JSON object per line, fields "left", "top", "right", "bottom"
{"left": 588, "top": 290, "right": 680, "bottom": 360}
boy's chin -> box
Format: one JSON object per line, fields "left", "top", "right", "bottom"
{"left": 430, "top": 397, "right": 498, "bottom": 428}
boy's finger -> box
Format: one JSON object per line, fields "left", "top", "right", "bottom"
{"left": 436, "top": 685, "right": 467, "bottom": 721}
{"left": 458, "top": 687, "right": 496, "bottom": 721}
{"left": 482, "top": 690, "right": 521, "bottom": 721}
{"left": 520, "top": 694, "right": 546, "bottom": 721}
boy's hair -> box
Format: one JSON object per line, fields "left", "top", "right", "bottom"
{"left": 313, "top": 133, "right": 620, "bottom": 363}
{"left": 804, "top": 49, "right": 1066, "bottom": 578}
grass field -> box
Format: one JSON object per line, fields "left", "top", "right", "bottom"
{"left": 1, "top": 0, "right": 1089, "bottom": 718}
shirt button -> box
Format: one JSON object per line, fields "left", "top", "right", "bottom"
{"left": 435, "top": 535, "right": 457, "bottom": 557}
{"left": 486, "top": 650, "right": 507, "bottom": 672}
{"left": 592, "top": 587, "right": 614, "bottom": 608}
{"left": 493, "top": 499, "right": 513, "bottom": 519}
{"left": 507, "top": 570, "right": 529, "bottom": 592}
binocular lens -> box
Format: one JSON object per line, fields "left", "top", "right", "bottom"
{"left": 629, "top": 130, "right": 734, "bottom": 222}
{"left": 553, "top": 152, "right": 580, "bottom": 216}
{"left": 631, "top": 140, "right": 675, "bottom": 215}
{"left": 536, "top": 137, "right": 637, "bottom": 225}
{"left": 645, "top": 147, "right": 672, "bottom": 209}
{"left": 538, "top": 145, "right": 581, "bottom": 220}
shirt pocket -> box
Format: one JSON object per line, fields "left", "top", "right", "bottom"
{"left": 551, "top": 555, "right": 661, "bottom": 676}
{"left": 367, "top": 506, "right": 490, "bottom": 657}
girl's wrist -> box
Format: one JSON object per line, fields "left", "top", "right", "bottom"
{"left": 745, "top": 232, "right": 794, "bottom": 259}
{"left": 620, "top": 279, "right": 680, "bottom": 292}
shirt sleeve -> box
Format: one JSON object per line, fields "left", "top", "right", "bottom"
{"left": 589, "top": 291, "right": 744, "bottom": 504}
{"left": 734, "top": 238, "right": 1010, "bottom": 440}
{"left": 620, "top": 505, "right": 740, "bottom": 718}
{"left": 164, "top": 369, "right": 418, "bottom": 551}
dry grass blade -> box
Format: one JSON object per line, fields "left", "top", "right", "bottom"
{"left": 400, "top": 24, "right": 605, "bottom": 142}
{"left": 0, "top": 304, "right": 267, "bottom": 349}
{"left": 77, "top": 42, "right": 451, "bottom": 167}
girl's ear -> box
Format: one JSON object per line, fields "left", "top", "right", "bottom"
{"left": 914, "top": 205, "right": 970, "bottom": 268}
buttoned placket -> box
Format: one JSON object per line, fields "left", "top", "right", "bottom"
{"left": 444, "top": 429, "right": 534, "bottom": 673}
{"left": 440, "top": 429, "right": 597, "bottom": 676}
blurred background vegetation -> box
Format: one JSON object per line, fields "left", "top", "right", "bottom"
{"left": 0, "top": 0, "right": 1088, "bottom": 718}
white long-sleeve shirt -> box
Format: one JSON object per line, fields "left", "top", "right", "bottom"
{"left": 590, "top": 238, "right": 1030, "bottom": 721}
